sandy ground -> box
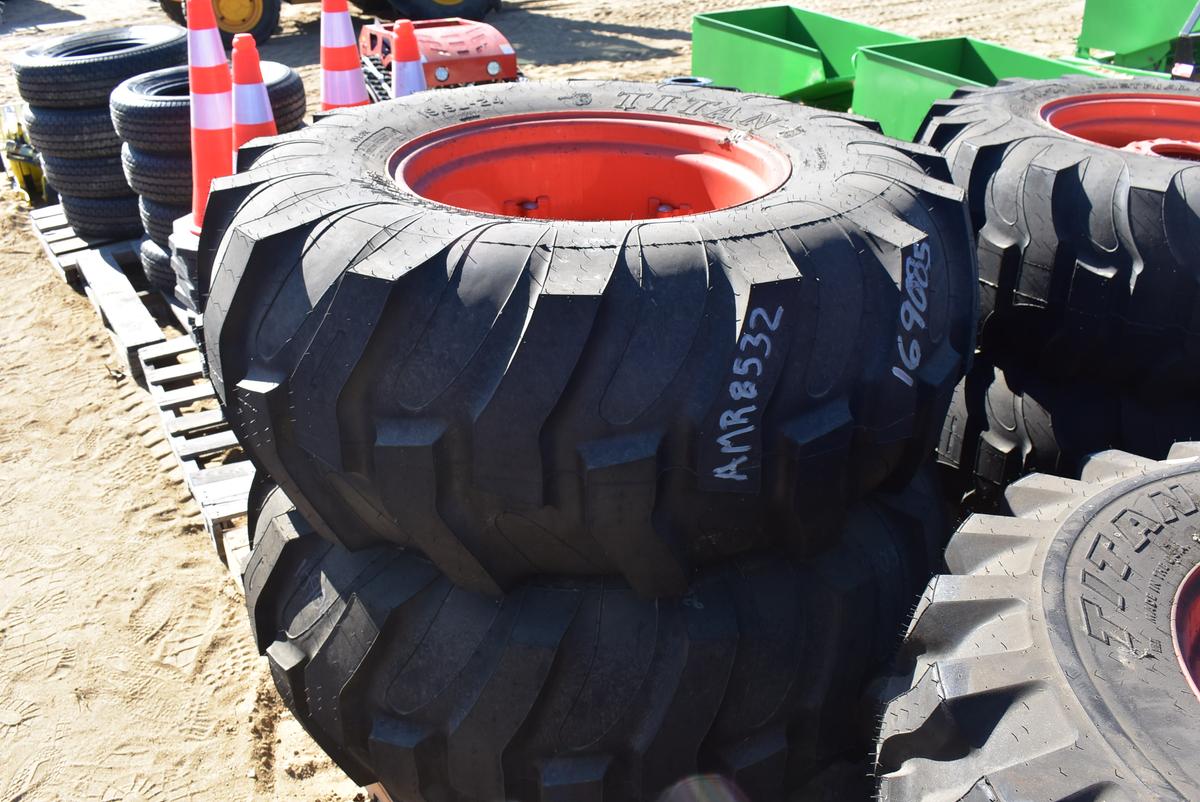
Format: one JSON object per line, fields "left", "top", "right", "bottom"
{"left": 0, "top": 0, "right": 1083, "bottom": 799}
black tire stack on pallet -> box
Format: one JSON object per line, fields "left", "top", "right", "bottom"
{"left": 14, "top": 27, "right": 187, "bottom": 240}
{"left": 201, "top": 80, "right": 980, "bottom": 801}
{"left": 110, "top": 62, "right": 306, "bottom": 302}
{"left": 921, "top": 78, "right": 1200, "bottom": 511}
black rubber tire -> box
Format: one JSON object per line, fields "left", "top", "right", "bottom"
{"left": 384, "top": 0, "right": 497, "bottom": 20}
{"left": 41, "top": 154, "right": 131, "bottom": 199}
{"left": 919, "top": 77, "right": 1200, "bottom": 392}
{"left": 60, "top": 194, "right": 143, "bottom": 240}
{"left": 246, "top": 466, "right": 947, "bottom": 802}
{"left": 937, "top": 357, "right": 1200, "bottom": 510}
{"left": 874, "top": 443, "right": 1200, "bottom": 801}
{"left": 22, "top": 105, "right": 120, "bottom": 159}
{"left": 202, "top": 80, "right": 976, "bottom": 598}
{"left": 111, "top": 61, "right": 307, "bottom": 154}
{"left": 354, "top": 0, "right": 398, "bottom": 14}
{"left": 13, "top": 25, "right": 187, "bottom": 109}
{"left": 121, "top": 144, "right": 190, "bottom": 206}
{"left": 140, "top": 238, "right": 176, "bottom": 296}
{"left": 139, "top": 196, "right": 188, "bottom": 251}
{"left": 158, "top": 0, "right": 280, "bottom": 46}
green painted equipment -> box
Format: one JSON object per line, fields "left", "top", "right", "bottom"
{"left": 691, "top": 5, "right": 911, "bottom": 109}
{"left": 1075, "top": 0, "right": 1199, "bottom": 72}
{"left": 852, "top": 38, "right": 1103, "bottom": 140}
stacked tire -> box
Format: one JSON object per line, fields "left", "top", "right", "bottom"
{"left": 14, "top": 27, "right": 187, "bottom": 241}
{"left": 110, "top": 62, "right": 306, "bottom": 300}
{"left": 920, "top": 78, "right": 1200, "bottom": 509}
{"left": 205, "top": 81, "right": 980, "bottom": 799}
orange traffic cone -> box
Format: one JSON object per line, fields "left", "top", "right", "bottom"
{"left": 391, "top": 19, "right": 427, "bottom": 98}
{"left": 231, "top": 33, "right": 277, "bottom": 160}
{"left": 187, "top": 0, "right": 232, "bottom": 230}
{"left": 320, "top": 0, "right": 369, "bottom": 110}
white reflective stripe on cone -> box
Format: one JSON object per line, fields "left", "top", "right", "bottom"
{"left": 392, "top": 60, "right": 427, "bottom": 97}
{"left": 191, "top": 91, "right": 233, "bottom": 129}
{"left": 233, "top": 84, "right": 274, "bottom": 125}
{"left": 320, "top": 13, "right": 358, "bottom": 48}
{"left": 322, "top": 69, "right": 367, "bottom": 104}
{"left": 188, "top": 30, "right": 227, "bottom": 68}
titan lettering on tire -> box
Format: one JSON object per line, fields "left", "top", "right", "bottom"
{"left": 919, "top": 78, "right": 1200, "bottom": 392}
{"left": 246, "top": 467, "right": 947, "bottom": 802}
{"left": 875, "top": 443, "right": 1200, "bottom": 801}
{"left": 204, "top": 80, "right": 976, "bottom": 597}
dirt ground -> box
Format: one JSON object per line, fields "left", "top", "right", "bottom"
{"left": 0, "top": 0, "right": 1083, "bottom": 799}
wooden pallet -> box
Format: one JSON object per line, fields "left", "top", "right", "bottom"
{"left": 30, "top": 204, "right": 131, "bottom": 284}
{"left": 138, "top": 337, "right": 253, "bottom": 585}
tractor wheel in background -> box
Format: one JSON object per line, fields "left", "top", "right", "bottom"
{"left": 246, "top": 466, "right": 947, "bottom": 802}
{"left": 59, "top": 194, "right": 142, "bottom": 240}
{"left": 874, "top": 443, "right": 1200, "bottom": 801}
{"left": 111, "top": 61, "right": 306, "bottom": 154}
{"left": 13, "top": 25, "right": 187, "bottom": 108}
{"left": 121, "top": 144, "right": 191, "bottom": 207}
{"left": 140, "top": 238, "right": 176, "bottom": 296}
{"left": 383, "top": 0, "right": 498, "bottom": 21}
{"left": 41, "top": 154, "right": 130, "bottom": 199}
{"left": 158, "top": 0, "right": 281, "bottom": 46}
{"left": 139, "top": 196, "right": 188, "bottom": 251}
{"left": 937, "top": 357, "right": 1200, "bottom": 511}
{"left": 201, "top": 79, "right": 976, "bottom": 598}
{"left": 919, "top": 77, "right": 1200, "bottom": 392}
{"left": 22, "top": 105, "right": 120, "bottom": 159}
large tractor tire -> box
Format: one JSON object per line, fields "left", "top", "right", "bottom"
{"left": 13, "top": 26, "right": 187, "bottom": 108}
{"left": 920, "top": 77, "right": 1200, "bottom": 392}
{"left": 874, "top": 443, "right": 1200, "bottom": 801}
{"left": 158, "top": 0, "right": 281, "bottom": 47}
{"left": 202, "top": 80, "right": 976, "bottom": 598}
{"left": 247, "top": 467, "right": 947, "bottom": 802}
{"left": 938, "top": 358, "right": 1200, "bottom": 510}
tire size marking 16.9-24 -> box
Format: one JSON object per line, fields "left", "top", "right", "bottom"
{"left": 698, "top": 296, "right": 789, "bottom": 494}
{"left": 892, "top": 241, "right": 931, "bottom": 387}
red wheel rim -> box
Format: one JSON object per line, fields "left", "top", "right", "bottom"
{"left": 390, "top": 111, "right": 791, "bottom": 222}
{"left": 1174, "top": 561, "right": 1200, "bottom": 702}
{"left": 1041, "top": 93, "right": 1200, "bottom": 159}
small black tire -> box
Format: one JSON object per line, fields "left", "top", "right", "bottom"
{"left": 22, "top": 105, "right": 120, "bottom": 159}
{"left": 41, "top": 153, "right": 131, "bottom": 199}
{"left": 140, "top": 238, "right": 176, "bottom": 295}
{"left": 111, "top": 61, "right": 306, "bottom": 154}
{"left": 920, "top": 77, "right": 1200, "bottom": 392}
{"left": 937, "top": 358, "right": 1200, "bottom": 510}
{"left": 139, "top": 196, "right": 188, "bottom": 250}
{"left": 875, "top": 444, "right": 1200, "bottom": 801}
{"left": 384, "top": 0, "right": 497, "bottom": 21}
{"left": 246, "top": 467, "right": 947, "bottom": 802}
{"left": 60, "top": 194, "right": 143, "bottom": 240}
{"left": 121, "top": 144, "right": 191, "bottom": 206}
{"left": 13, "top": 25, "right": 187, "bottom": 109}
{"left": 203, "top": 79, "right": 976, "bottom": 598}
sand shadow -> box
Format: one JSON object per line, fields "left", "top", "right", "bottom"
{"left": 0, "top": 0, "right": 85, "bottom": 33}
{"left": 492, "top": 3, "right": 687, "bottom": 65}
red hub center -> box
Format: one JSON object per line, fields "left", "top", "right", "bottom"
{"left": 390, "top": 111, "right": 791, "bottom": 222}
{"left": 1174, "top": 562, "right": 1200, "bottom": 702}
{"left": 1041, "top": 93, "right": 1200, "bottom": 159}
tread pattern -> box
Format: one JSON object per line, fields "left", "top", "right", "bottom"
{"left": 875, "top": 444, "right": 1200, "bottom": 802}
{"left": 937, "top": 357, "right": 1200, "bottom": 510}
{"left": 139, "top": 196, "right": 188, "bottom": 250}
{"left": 919, "top": 77, "right": 1200, "bottom": 391}
{"left": 59, "top": 194, "right": 142, "bottom": 240}
{"left": 22, "top": 105, "right": 119, "bottom": 159}
{"left": 204, "top": 81, "right": 976, "bottom": 596}
{"left": 13, "top": 26, "right": 186, "bottom": 108}
{"left": 121, "top": 144, "right": 190, "bottom": 206}
{"left": 248, "top": 467, "right": 947, "bottom": 802}
{"left": 41, "top": 153, "right": 131, "bottom": 199}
